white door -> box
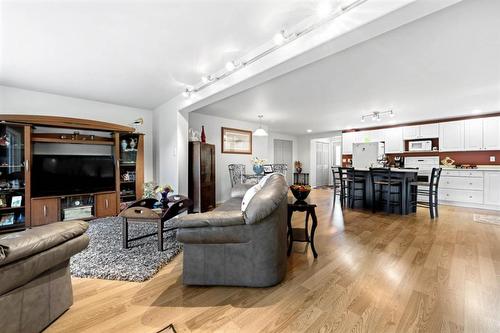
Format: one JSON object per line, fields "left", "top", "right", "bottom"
{"left": 483, "top": 117, "right": 500, "bottom": 150}
{"left": 439, "top": 120, "right": 464, "bottom": 151}
{"left": 274, "top": 139, "right": 293, "bottom": 184}
{"left": 484, "top": 172, "right": 500, "bottom": 206}
{"left": 464, "top": 119, "right": 483, "bottom": 150}
{"left": 315, "top": 142, "right": 329, "bottom": 186}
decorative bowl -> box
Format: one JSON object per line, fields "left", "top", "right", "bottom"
{"left": 290, "top": 185, "right": 311, "bottom": 201}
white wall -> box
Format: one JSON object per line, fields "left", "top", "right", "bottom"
{"left": 189, "top": 112, "right": 271, "bottom": 203}
{"left": 0, "top": 85, "right": 154, "bottom": 181}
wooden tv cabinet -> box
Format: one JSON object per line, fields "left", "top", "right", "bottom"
{"left": 0, "top": 115, "right": 145, "bottom": 229}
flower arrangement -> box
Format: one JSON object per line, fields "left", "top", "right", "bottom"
{"left": 142, "top": 182, "right": 174, "bottom": 203}
{"left": 251, "top": 157, "right": 266, "bottom": 166}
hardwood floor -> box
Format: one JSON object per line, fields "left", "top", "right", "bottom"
{"left": 46, "top": 189, "right": 500, "bottom": 333}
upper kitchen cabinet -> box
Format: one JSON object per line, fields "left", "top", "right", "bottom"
{"left": 483, "top": 116, "right": 500, "bottom": 150}
{"left": 342, "top": 132, "right": 356, "bottom": 154}
{"left": 439, "top": 120, "right": 464, "bottom": 151}
{"left": 384, "top": 127, "right": 404, "bottom": 153}
{"left": 464, "top": 118, "right": 483, "bottom": 150}
{"left": 402, "top": 123, "right": 439, "bottom": 140}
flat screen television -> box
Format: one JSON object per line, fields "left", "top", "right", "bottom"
{"left": 32, "top": 155, "right": 115, "bottom": 197}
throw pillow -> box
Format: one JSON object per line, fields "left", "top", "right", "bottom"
{"left": 258, "top": 173, "right": 274, "bottom": 187}
{"left": 241, "top": 183, "right": 262, "bottom": 212}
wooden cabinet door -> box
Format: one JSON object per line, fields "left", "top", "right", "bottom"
{"left": 95, "top": 192, "right": 117, "bottom": 217}
{"left": 439, "top": 121, "right": 464, "bottom": 152}
{"left": 31, "top": 198, "right": 60, "bottom": 226}
{"left": 384, "top": 127, "right": 404, "bottom": 153}
{"left": 464, "top": 118, "right": 483, "bottom": 150}
{"left": 483, "top": 116, "right": 500, "bottom": 150}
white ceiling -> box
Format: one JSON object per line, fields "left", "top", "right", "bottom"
{"left": 0, "top": 0, "right": 325, "bottom": 109}
{"left": 195, "top": 0, "right": 500, "bottom": 134}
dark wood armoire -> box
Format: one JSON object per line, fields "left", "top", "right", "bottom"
{"left": 188, "top": 142, "right": 216, "bottom": 213}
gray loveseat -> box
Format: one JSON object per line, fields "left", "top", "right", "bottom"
{"left": 177, "top": 173, "right": 289, "bottom": 287}
{"left": 0, "top": 221, "right": 89, "bottom": 333}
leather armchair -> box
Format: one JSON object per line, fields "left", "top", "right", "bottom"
{"left": 177, "top": 174, "right": 289, "bottom": 287}
{"left": 0, "top": 221, "right": 89, "bottom": 333}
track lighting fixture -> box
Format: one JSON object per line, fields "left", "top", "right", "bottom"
{"left": 361, "top": 110, "right": 394, "bottom": 122}
{"left": 180, "top": 0, "right": 366, "bottom": 98}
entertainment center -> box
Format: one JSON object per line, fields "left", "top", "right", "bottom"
{"left": 0, "top": 115, "right": 144, "bottom": 233}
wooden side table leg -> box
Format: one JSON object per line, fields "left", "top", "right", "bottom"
{"left": 122, "top": 218, "right": 128, "bottom": 249}
{"left": 287, "top": 207, "right": 293, "bottom": 256}
{"left": 305, "top": 211, "right": 310, "bottom": 242}
{"left": 158, "top": 219, "right": 163, "bottom": 251}
{"left": 310, "top": 208, "right": 318, "bottom": 258}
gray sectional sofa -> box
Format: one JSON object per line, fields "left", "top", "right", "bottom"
{"left": 0, "top": 221, "right": 89, "bottom": 333}
{"left": 177, "top": 173, "right": 289, "bottom": 287}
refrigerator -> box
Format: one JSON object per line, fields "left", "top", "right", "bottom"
{"left": 352, "top": 142, "right": 385, "bottom": 169}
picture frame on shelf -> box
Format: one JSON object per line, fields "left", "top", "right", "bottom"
{"left": 221, "top": 127, "right": 252, "bottom": 154}
{"left": 11, "top": 196, "right": 22, "bottom": 208}
{"left": 0, "top": 213, "right": 15, "bottom": 226}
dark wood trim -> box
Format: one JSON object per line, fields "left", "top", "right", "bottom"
{"left": 113, "top": 133, "right": 121, "bottom": 214}
{"left": 342, "top": 111, "right": 500, "bottom": 133}
{"left": 221, "top": 127, "right": 253, "bottom": 154}
{"left": 135, "top": 134, "right": 145, "bottom": 200}
{"left": 24, "top": 125, "right": 32, "bottom": 227}
{"left": 31, "top": 133, "right": 114, "bottom": 145}
{"left": 0, "top": 115, "right": 135, "bottom": 133}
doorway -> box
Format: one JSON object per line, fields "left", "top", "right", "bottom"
{"left": 311, "top": 136, "right": 342, "bottom": 187}
{"left": 273, "top": 139, "right": 293, "bottom": 184}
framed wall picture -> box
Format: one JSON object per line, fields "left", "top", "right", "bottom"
{"left": 221, "top": 127, "right": 252, "bottom": 154}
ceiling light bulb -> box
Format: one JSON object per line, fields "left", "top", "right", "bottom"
{"left": 201, "top": 75, "right": 210, "bottom": 84}
{"left": 225, "top": 61, "right": 236, "bottom": 71}
{"left": 273, "top": 30, "right": 286, "bottom": 45}
{"left": 361, "top": 117, "right": 365, "bottom": 122}
{"left": 389, "top": 111, "right": 395, "bottom": 117}
{"left": 307, "top": 129, "right": 312, "bottom": 133}
{"left": 471, "top": 109, "right": 482, "bottom": 114}
{"left": 182, "top": 88, "right": 191, "bottom": 98}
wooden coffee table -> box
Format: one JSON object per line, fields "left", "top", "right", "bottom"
{"left": 119, "top": 195, "right": 192, "bottom": 251}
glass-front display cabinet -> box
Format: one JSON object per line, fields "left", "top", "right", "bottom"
{"left": 0, "top": 123, "right": 30, "bottom": 233}
{"left": 117, "top": 133, "right": 144, "bottom": 210}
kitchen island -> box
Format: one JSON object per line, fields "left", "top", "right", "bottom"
{"left": 347, "top": 168, "right": 418, "bottom": 215}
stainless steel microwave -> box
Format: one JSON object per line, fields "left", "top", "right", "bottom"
{"left": 408, "top": 140, "right": 432, "bottom": 151}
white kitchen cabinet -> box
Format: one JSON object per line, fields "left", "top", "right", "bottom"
{"left": 484, "top": 172, "right": 500, "bottom": 206}
{"left": 384, "top": 127, "right": 404, "bottom": 153}
{"left": 464, "top": 118, "right": 483, "bottom": 151}
{"left": 483, "top": 116, "right": 500, "bottom": 150}
{"left": 402, "top": 126, "right": 419, "bottom": 140}
{"left": 402, "top": 124, "right": 439, "bottom": 140}
{"left": 439, "top": 120, "right": 464, "bottom": 151}
{"left": 419, "top": 124, "right": 439, "bottom": 138}
{"left": 342, "top": 132, "right": 355, "bottom": 154}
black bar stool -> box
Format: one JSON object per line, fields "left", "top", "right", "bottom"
{"left": 410, "top": 167, "right": 442, "bottom": 219}
{"left": 331, "top": 166, "right": 342, "bottom": 204}
{"left": 369, "top": 167, "right": 403, "bottom": 213}
{"left": 339, "top": 167, "right": 366, "bottom": 209}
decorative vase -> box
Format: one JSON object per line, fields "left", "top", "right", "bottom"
{"left": 296, "top": 167, "right": 302, "bottom": 174}
{"left": 201, "top": 126, "right": 206, "bottom": 143}
{"left": 129, "top": 138, "right": 137, "bottom": 150}
{"left": 121, "top": 139, "right": 128, "bottom": 151}
{"left": 253, "top": 164, "right": 264, "bottom": 175}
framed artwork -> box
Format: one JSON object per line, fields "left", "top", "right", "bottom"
{"left": 0, "top": 213, "right": 15, "bottom": 226}
{"left": 263, "top": 164, "right": 273, "bottom": 174}
{"left": 11, "top": 196, "right": 22, "bottom": 208}
{"left": 221, "top": 127, "right": 252, "bottom": 154}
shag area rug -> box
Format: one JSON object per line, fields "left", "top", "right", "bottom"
{"left": 70, "top": 217, "right": 182, "bottom": 282}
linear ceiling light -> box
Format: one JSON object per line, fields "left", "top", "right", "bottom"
{"left": 182, "top": 0, "right": 368, "bottom": 98}
{"left": 361, "top": 110, "right": 394, "bottom": 122}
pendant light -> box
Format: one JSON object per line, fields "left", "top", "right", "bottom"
{"left": 253, "top": 115, "right": 268, "bottom": 137}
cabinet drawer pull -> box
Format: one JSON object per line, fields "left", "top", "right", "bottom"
{"left": 105, "top": 199, "right": 109, "bottom": 208}
{"left": 43, "top": 205, "right": 47, "bottom": 217}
